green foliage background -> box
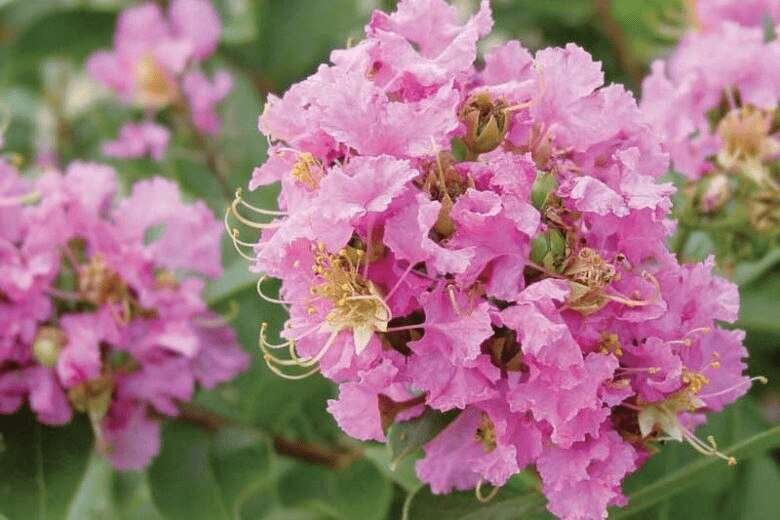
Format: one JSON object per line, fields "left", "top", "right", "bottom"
{"left": 0, "top": 1, "right": 777, "bottom": 519}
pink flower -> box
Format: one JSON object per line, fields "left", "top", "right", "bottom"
{"left": 537, "top": 427, "right": 638, "bottom": 520}
{"left": 694, "top": 0, "right": 780, "bottom": 30}
{"left": 87, "top": 0, "right": 230, "bottom": 134}
{"left": 103, "top": 121, "right": 170, "bottom": 161}
{"left": 234, "top": 1, "right": 757, "bottom": 518}
{"left": 182, "top": 69, "right": 232, "bottom": 135}
{"left": 0, "top": 160, "right": 247, "bottom": 470}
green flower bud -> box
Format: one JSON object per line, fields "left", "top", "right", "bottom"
{"left": 460, "top": 92, "right": 509, "bottom": 156}
{"left": 531, "top": 171, "right": 558, "bottom": 210}
{"left": 529, "top": 229, "right": 567, "bottom": 271}
{"left": 32, "top": 327, "right": 66, "bottom": 368}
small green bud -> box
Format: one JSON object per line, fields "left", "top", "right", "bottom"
{"left": 531, "top": 171, "right": 558, "bottom": 210}
{"left": 32, "top": 327, "right": 66, "bottom": 368}
{"left": 529, "top": 229, "right": 567, "bottom": 271}
{"left": 460, "top": 92, "right": 509, "bottom": 156}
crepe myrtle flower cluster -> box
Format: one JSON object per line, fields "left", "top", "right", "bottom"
{"left": 0, "top": 154, "right": 248, "bottom": 470}
{"left": 88, "top": 0, "right": 232, "bottom": 162}
{"left": 641, "top": 0, "right": 780, "bottom": 267}
{"left": 226, "top": 1, "right": 763, "bottom": 518}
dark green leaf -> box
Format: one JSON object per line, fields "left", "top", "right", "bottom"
{"left": 148, "top": 422, "right": 230, "bottom": 520}
{"left": 402, "top": 485, "right": 548, "bottom": 520}
{"left": 278, "top": 459, "right": 392, "bottom": 520}
{"left": 387, "top": 408, "right": 458, "bottom": 470}
{"left": 0, "top": 412, "right": 93, "bottom": 520}
{"left": 612, "top": 425, "right": 780, "bottom": 518}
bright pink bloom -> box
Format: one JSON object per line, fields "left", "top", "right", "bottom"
{"left": 236, "top": 1, "right": 756, "bottom": 518}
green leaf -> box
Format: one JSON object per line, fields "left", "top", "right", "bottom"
{"left": 612, "top": 425, "right": 780, "bottom": 518}
{"left": 148, "top": 422, "right": 231, "bottom": 520}
{"left": 402, "top": 485, "right": 548, "bottom": 520}
{"left": 278, "top": 459, "right": 393, "bottom": 520}
{"left": 0, "top": 412, "right": 93, "bottom": 520}
{"left": 204, "top": 259, "right": 260, "bottom": 307}
{"left": 363, "top": 446, "right": 421, "bottom": 494}
{"left": 734, "top": 247, "right": 780, "bottom": 286}
{"left": 210, "top": 427, "right": 275, "bottom": 519}
{"left": 738, "top": 275, "right": 780, "bottom": 337}
{"left": 387, "top": 408, "right": 458, "bottom": 470}
{"left": 149, "top": 421, "right": 276, "bottom": 520}
{"left": 5, "top": 9, "right": 115, "bottom": 86}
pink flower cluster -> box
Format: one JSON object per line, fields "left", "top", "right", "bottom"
{"left": 88, "top": 0, "right": 232, "bottom": 161}
{"left": 641, "top": 1, "right": 779, "bottom": 181}
{"left": 0, "top": 156, "right": 248, "bottom": 470}
{"left": 230, "top": 1, "right": 760, "bottom": 518}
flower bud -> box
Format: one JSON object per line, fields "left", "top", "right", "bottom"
{"left": 68, "top": 375, "right": 114, "bottom": 420}
{"left": 530, "top": 229, "right": 568, "bottom": 272}
{"left": 748, "top": 191, "right": 780, "bottom": 234}
{"left": 531, "top": 171, "right": 558, "bottom": 210}
{"left": 32, "top": 326, "right": 67, "bottom": 368}
{"left": 698, "top": 173, "right": 731, "bottom": 213}
{"left": 459, "top": 92, "right": 509, "bottom": 155}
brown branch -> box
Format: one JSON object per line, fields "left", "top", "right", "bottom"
{"left": 591, "top": 0, "right": 644, "bottom": 88}
{"left": 177, "top": 402, "right": 361, "bottom": 469}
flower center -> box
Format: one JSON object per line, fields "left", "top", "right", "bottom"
{"left": 78, "top": 255, "right": 127, "bottom": 306}
{"left": 291, "top": 152, "right": 324, "bottom": 190}
{"left": 134, "top": 54, "right": 179, "bottom": 108}
{"left": 717, "top": 106, "right": 773, "bottom": 168}
{"left": 474, "top": 412, "right": 497, "bottom": 453}
{"left": 311, "top": 244, "right": 389, "bottom": 336}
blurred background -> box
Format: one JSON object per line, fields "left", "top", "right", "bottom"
{"left": 0, "top": 0, "right": 777, "bottom": 519}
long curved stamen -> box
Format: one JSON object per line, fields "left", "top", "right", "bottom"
{"left": 257, "top": 275, "right": 294, "bottom": 307}
{"left": 262, "top": 330, "right": 339, "bottom": 378}
{"left": 234, "top": 188, "right": 287, "bottom": 216}
{"left": 680, "top": 426, "right": 737, "bottom": 465}
{"left": 475, "top": 479, "right": 500, "bottom": 503}
{"left": 698, "top": 376, "right": 767, "bottom": 401}
{"left": 223, "top": 209, "right": 257, "bottom": 261}
{"left": 229, "top": 197, "right": 282, "bottom": 229}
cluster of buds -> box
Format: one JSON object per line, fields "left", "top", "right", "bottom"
{"left": 228, "top": 1, "right": 763, "bottom": 518}
{"left": 641, "top": 1, "right": 780, "bottom": 267}
{"left": 0, "top": 156, "right": 248, "bottom": 470}
{"left": 87, "top": 0, "right": 233, "bottom": 162}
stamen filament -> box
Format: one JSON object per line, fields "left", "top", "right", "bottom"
{"left": 229, "top": 198, "right": 282, "bottom": 229}
{"left": 385, "top": 263, "right": 414, "bottom": 301}
{"left": 257, "top": 275, "right": 294, "bottom": 306}
{"left": 475, "top": 479, "right": 500, "bottom": 503}
{"left": 234, "top": 188, "right": 287, "bottom": 216}
{"left": 698, "top": 376, "right": 767, "bottom": 400}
